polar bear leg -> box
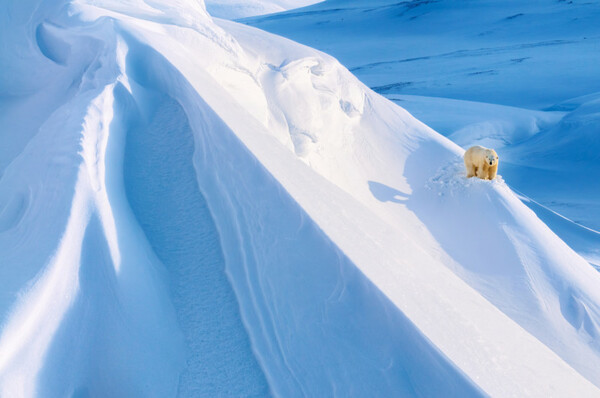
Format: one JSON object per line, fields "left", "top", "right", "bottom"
{"left": 476, "top": 166, "right": 487, "bottom": 179}
{"left": 466, "top": 163, "right": 475, "bottom": 178}
{"left": 488, "top": 164, "right": 498, "bottom": 180}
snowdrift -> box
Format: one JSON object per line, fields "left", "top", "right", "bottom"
{"left": 1, "top": 0, "right": 600, "bottom": 396}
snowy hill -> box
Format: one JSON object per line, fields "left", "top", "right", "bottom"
{"left": 1, "top": 0, "right": 600, "bottom": 396}
{"left": 244, "top": 0, "right": 600, "bottom": 267}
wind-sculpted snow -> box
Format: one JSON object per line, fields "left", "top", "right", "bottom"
{"left": 245, "top": 0, "right": 600, "bottom": 267}
{"left": 1, "top": 0, "right": 600, "bottom": 396}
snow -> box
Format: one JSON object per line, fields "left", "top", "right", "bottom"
{"left": 246, "top": 0, "right": 600, "bottom": 284}
{"left": 244, "top": 0, "right": 600, "bottom": 232}
{"left": 205, "top": 0, "right": 322, "bottom": 20}
{"left": 387, "top": 95, "right": 566, "bottom": 150}
{"left": 1, "top": 0, "right": 600, "bottom": 396}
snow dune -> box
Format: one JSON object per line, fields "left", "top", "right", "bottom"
{"left": 0, "top": 0, "right": 599, "bottom": 396}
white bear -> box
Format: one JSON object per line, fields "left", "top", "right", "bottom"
{"left": 464, "top": 145, "right": 499, "bottom": 180}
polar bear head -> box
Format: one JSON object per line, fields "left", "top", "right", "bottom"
{"left": 485, "top": 149, "right": 499, "bottom": 166}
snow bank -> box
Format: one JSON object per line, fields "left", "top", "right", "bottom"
{"left": 417, "top": 161, "right": 600, "bottom": 382}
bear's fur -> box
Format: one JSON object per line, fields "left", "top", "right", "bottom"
{"left": 464, "top": 145, "right": 499, "bottom": 180}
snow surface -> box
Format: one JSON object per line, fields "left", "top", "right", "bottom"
{"left": 205, "top": 0, "right": 322, "bottom": 20}
{"left": 245, "top": 0, "right": 600, "bottom": 276}
{"left": 1, "top": 0, "right": 600, "bottom": 396}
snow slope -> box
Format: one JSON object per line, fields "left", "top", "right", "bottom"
{"left": 244, "top": 0, "right": 600, "bottom": 269}
{"left": 205, "top": 0, "right": 322, "bottom": 20}
{"left": 1, "top": 0, "right": 600, "bottom": 396}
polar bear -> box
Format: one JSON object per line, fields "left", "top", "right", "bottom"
{"left": 464, "top": 145, "right": 499, "bottom": 180}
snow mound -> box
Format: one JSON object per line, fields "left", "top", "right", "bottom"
{"left": 426, "top": 161, "right": 506, "bottom": 193}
